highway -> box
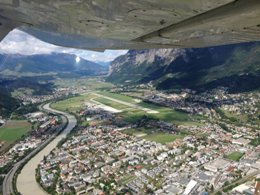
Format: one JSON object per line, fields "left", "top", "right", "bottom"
{"left": 2, "top": 103, "right": 77, "bottom": 195}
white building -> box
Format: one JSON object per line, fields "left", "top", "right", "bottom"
{"left": 183, "top": 180, "right": 197, "bottom": 195}
{"left": 232, "top": 138, "right": 251, "bottom": 146}
{"left": 0, "top": 119, "right": 5, "bottom": 125}
{"left": 204, "top": 159, "right": 230, "bottom": 173}
{"left": 30, "top": 112, "right": 44, "bottom": 119}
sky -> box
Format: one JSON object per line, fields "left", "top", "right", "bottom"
{"left": 0, "top": 29, "right": 128, "bottom": 62}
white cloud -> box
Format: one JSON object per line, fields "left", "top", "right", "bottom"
{"left": 0, "top": 29, "right": 128, "bottom": 62}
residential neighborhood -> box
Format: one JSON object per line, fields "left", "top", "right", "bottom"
{"left": 36, "top": 87, "right": 260, "bottom": 195}
{"left": 0, "top": 81, "right": 259, "bottom": 195}
{"left": 0, "top": 111, "right": 62, "bottom": 169}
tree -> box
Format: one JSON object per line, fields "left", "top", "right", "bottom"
{"left": 224, "top": 181, "right": 230, "bottom": 186}
{"left": 210, "top": 185, "right": 214, "bottom": 191}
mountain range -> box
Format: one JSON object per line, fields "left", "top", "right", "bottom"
{"left": 107, "top": 42, "right": 260, "bottom": 93}
{"left": 0, "top": 53, "right": 108, "bottom": 78}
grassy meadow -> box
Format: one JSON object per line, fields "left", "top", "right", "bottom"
{"left": 226, "top": 151, "right": 244, "bottom": 161}
{"left": 52, "top": 91, "right": 201, "bottom": 126}
{"left": 0, "top": 120, "right": 32, "bottom": 151}
{"left": 123, "top": 127, "right": 189, "bottom": 144}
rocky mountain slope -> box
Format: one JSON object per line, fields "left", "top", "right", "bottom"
{"left": 107, "top": 42, "right": 260, "bottom": 92}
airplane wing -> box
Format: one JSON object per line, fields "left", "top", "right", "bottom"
{"left": 0, "top": 0, "right": 260, "bottom": 50}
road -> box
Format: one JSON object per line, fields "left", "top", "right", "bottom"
{"left": 2, "top": 103, "right": 77, "bottom": 195}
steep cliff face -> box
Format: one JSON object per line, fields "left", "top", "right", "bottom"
{"left": 108, "top": 49, "right": 186, "bottom": 83}
{"left": 107, "top": 42, "right": 260, "bottom": 92}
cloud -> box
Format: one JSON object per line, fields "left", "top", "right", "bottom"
{"left": 0, "top": 29, "right": 128, "bottom": 62}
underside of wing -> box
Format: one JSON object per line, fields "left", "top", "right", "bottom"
{"left": 0, "top": 0, "right": 260, "bottom": 50}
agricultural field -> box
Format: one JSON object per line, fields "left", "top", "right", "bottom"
{"left": 51, "top": 93, "right": 96, "bottom": 113}
{"left": 250, "top": 137, "right": 260, "bottom": 146}
{"left": 55, "top": 78, "right": 114, "bottom": 90}
{"left": 0, "top": 120, "right": 32, "bottom": 151}
{"left": 226, "top": 151, "right": 244, "bottom": 161}
{"left": 142, "top": 133, "right": 185, "bottom": 144}
{"left": 222, "top": 110, "right": 248, "bottom": 123}
{"left": 217, "top": 108, "right": 256, "bottom": 126}
{"left": 138, "top": 102, "right": 190, "bottom": 123}
{"left": 118, "top": 105, "right": 198, "bottom": 125}
{"left": 123, "top": 127, "right": 189, "bottom": 144}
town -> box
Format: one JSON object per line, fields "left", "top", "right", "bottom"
{"left": 0, "top": 79, "right": 259, "bottom": 195}
{"left": 29, "top": 84, "right": 260, "bottom": 195}
{"left": 0, "top": 111, "right": 64, "bottom": 167}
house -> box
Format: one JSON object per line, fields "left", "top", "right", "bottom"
{"left": 232, "top": 138, "right": 251, "bottom": 146}
{"left": 0, "top": 119, "right": 5, "bottom": 125}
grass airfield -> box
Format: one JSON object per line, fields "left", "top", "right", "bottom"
{"left": 52, "top": 91, "right": 200, "bottom": 144}
{"left": 52, "top": 91, "right": 197, "bottom": 124}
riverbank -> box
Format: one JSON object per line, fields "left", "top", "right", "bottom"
{"left": 16, "top": 103, "right": 77, "bottom": 195}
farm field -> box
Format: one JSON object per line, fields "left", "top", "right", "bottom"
{"left": 54, "top": 78, "right": 114, "bottom": 90}
{"left": 0, "top": 120, "right": 32, "bottom": 152}
{"left": 123, "top": 127, "right": 189, "bottom": 144}
{"left": 226, "top": 151, "right": 244, "bottom": 161}
{"left": 222, "top": 109, "right": 248, "bottom": 123}
{"left": 118, "top": 105, "right": 197, "bottom": 125}
{"left": 250, "top": 137, "right": 260, "bottom": 146}
{"left": 51, "top": 93, "right": 96, "bottom": 112}
{"left": 143, "top": 133, "right": 184, "bottom": 144}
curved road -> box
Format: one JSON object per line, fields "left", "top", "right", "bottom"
{"left": 16, "top": 103, "right": 77, "bottom": 195}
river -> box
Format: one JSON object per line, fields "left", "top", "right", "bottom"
{"left": 16, "top": 103, "right": 77, "bottom": 195}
